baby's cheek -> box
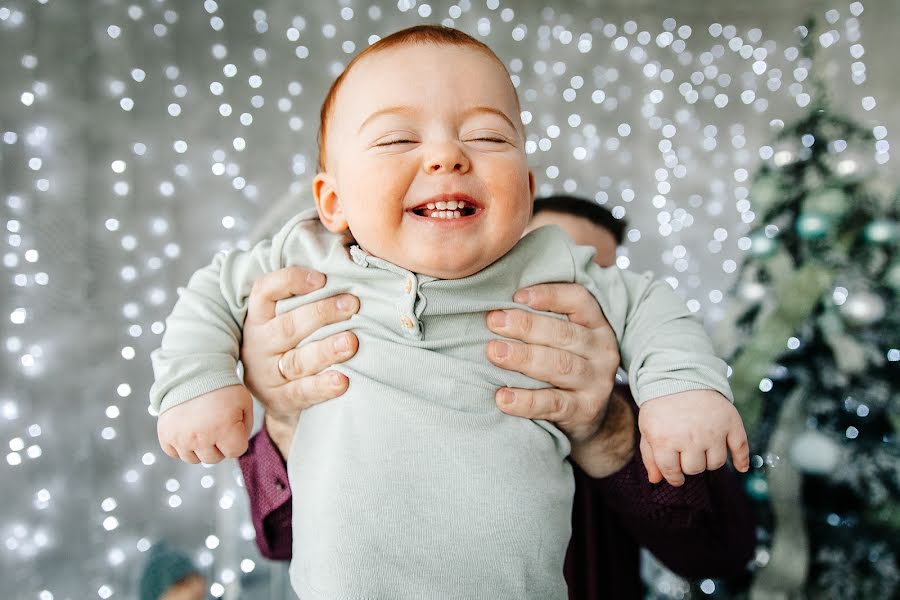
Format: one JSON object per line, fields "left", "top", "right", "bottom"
{"left": 350, "top": 217, "right": 402, "bottom": 258}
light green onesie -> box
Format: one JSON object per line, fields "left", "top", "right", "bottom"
{"left": 151, "top": 208, "right": 732, "bottom": 599}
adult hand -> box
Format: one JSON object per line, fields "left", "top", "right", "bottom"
{"left": 485, "top": 283, "right": 626, "bottom": 472}
{"left": 241, "top": 267, "right": 359, "bottom": 453}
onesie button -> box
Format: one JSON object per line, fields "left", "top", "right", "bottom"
{"left": 400, "top": 315, "right": 415, "bottom": 330}
{"left": 404, "top": 277, "right": 414, "bottom": 295}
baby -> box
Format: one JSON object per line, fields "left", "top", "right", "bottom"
{"left": 151, "top": 25, "right": 746, "bottom": 599}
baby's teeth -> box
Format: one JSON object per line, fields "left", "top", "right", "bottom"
{"left": 436, "top": 201, "right": 447, "bottom": 210}
{"left": 424, "top": 209, "right": 466, "bottom": 219}
{"left": 457, "top": 201, "right": 466, "bottom": 208}
{"left": 427, "top": 203, "right": 435, "bottom": 210}
{"left": 447, "top": 200, "right": 459, "bottom": 210}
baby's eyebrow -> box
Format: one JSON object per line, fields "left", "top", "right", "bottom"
{"left": 460, "top": 106, "right": 519, "bottom": 134}
{"left": 358, "top": 105, "right": 419, "bottom": 134}
{"left": 357, "top": 105, "right": 519, "bottom": 134}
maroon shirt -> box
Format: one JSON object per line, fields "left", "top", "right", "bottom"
{"left": 239, "top": 407, "right": 755, "bottom": 599}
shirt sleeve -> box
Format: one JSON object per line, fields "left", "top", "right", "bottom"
{"left": 569, "top": 243, "right": 733, "bottom": 405}
{"left": 149, "top": 237, "right": 280, "bottom": 414}
{"left": 589, "top": 400, "right": 756, "bottom": 579}
{"left": 238, "top": 428, "right": 294, "bottom": 561}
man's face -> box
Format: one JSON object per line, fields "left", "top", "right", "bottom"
{"left": 313, "top": 44, "right": 535, "bottom": 279}
{"left": 525, "top": 211, "right": 619, "bottom": 267}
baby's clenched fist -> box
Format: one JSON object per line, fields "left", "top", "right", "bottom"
{"left": 637, "top": 389, "right": 749, "bottom": 487}
{"left": 157, "top": 385, "right": 253, "bottom": 465}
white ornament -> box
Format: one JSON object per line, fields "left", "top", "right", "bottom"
{"left": 740, "top": 281, "right": 768, "bottom": 302}
{"left": 839, "top": 291, "right": 886, "bottom": 326}
{"left": 789, "top": 430, "right": 841, "bottom": 475}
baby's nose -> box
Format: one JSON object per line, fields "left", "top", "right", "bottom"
{"left": 428, "top": 160, "right": 465, "bottom": 172}
{"left": 424, "top": 144, "right": 470, "bottom": 174}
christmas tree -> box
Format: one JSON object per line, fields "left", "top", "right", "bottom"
{"left": 719, "top": 19, "right": 899, "bottom": 600}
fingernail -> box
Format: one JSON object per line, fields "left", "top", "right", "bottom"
{"left": 499, "top": 389, "right": 516, "bottom": 405}
{"left": 513, "top": 290, "right": 532, "bottom": 304}
{"left": 488, "top": 310, "right": 508, "bottom": 328}
{"left": 337, "top": 295, "right": 353, "bottom": 311}
{"left": 330, "top": 372, "right": 344, "bottom": 387}
{"left": 307, "top": 271, "right": 325, "bottom": 286}
{"left": 493, "top": 341, "right": 510, "bottom": 359}
{"left": 334, "top": 335, "right": 350, "bottom": 352}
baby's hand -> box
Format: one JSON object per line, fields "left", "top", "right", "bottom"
{"left": 157, "top": 385, "right": 253, "bottom": 465}
{"left": 638, "top": 390, "right": 749, "bottom": 487}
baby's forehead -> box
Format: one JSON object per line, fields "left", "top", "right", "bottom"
{"left": 354, "top": 42, "right": 505, "bottom": 77}
{"left": 344, "top": 45, "right": 518, "bottom": 102}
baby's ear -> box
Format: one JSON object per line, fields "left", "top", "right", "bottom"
{"left": 312, "top": 172, "right": 349, "bottom": 232}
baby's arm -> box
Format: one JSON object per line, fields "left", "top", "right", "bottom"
{"left": 571, "top": 244, "right": 748, "bottom": 484}
{"left": 151, "top": 233, "right": 288, "bottom": 464}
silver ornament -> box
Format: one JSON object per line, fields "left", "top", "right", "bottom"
{"left": 750, "top": 232, "right": 778, "bottom": 257}
{"left": 740, "top": 281, "right": 768, "bottom": 302}
{"left": 803, "top": 188, "right": 847, "bottom": 217}
{"left": 839, "top": 290, "right": 886, "bottom": 326}
{"left": 795, "top": 212, "right": 831, "bottom": 240}
{"left": 789, "top": 430, "right": 842, "bottom": 475}
{"left": 863, "top": 219, "right": 898, "bottom": 244}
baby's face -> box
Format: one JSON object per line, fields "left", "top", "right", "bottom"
{"left": 313, "top": 44, "right": 535, "bottom": 279}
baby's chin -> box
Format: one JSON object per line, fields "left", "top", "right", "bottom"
{"left": 348, "top": 240, "right": 475, "bottom": 279}
{"left": 406, "top": 255, "right": 492, "bottom": 280}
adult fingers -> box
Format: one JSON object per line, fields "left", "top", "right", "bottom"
{"left": 487, "top": 340, "right": 591, "bottom": 391}
{"left": 493, "top": 386, "right": 579, "bottom": 424}
{"left": 727, "top": 424, "right": 751, "bottom": 472}
{"left": 195, "top": 445, "right": 226, "bottom": 464}
{"left": 264, "top": 294, "right": 360, "bottom": 355}
{"left": 640, "top": 437, "right": 663, "bottom": 484}
{"left": 245, "top": 267, "right": 327, "bottom": 326}
{"left": 249, "top": 373, "right": 335, "bottom": 420}
{"left": 706, "top": 445, "right": 728, "bottom": 472}
{"left": 654, "top": 448, "right": 685, "bottom": 487}
{"left": 278, "top": 331, "right": 358, "bottom": 381}
{"left": 279, "top": 369, "right": 350, "bottom": 411}
{"left": 513, "top": 282, "right": 608, "bottom": 329}
{"left": 679, "top": 449, "right": 708, "bottom": 475}
{"left": 486, "top": 308, "right": 596, "bottom": 359}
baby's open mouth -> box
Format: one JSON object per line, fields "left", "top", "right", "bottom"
{"left": 411, "top": 200, "right": 478, "bottom": 219}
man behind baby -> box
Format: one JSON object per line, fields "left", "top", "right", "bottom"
{"left": 151, "top": 25, "right": 747, "bottom": 599}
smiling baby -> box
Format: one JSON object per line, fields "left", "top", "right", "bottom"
{"left": 150, "top": 25, "right": 745, "bottom": 599}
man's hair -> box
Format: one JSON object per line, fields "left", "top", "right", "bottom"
{"left": 316, "top": 24, "right": 518, "bottom": 172}
{"left": 532, "top": 195, "right": 628, "bottom": 245}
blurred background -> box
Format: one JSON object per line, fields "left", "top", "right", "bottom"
{"left": 1, "top": 0, "right": 897, "bottom": 598}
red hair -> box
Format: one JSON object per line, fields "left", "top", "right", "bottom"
{"left": 316, "top": 24, "right": 518, "bottom": 172}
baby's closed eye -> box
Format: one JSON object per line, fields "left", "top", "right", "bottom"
{"left": 468, "top": 136, "right": 507, "bottom": 143}
{"left": 376, "top": 138, "right": 415, "bottom": 146}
